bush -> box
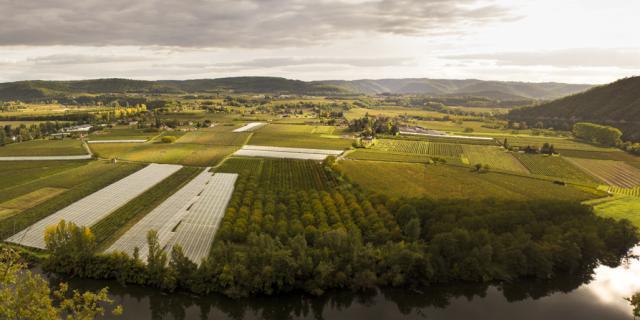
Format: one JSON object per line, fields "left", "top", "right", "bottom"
{"left": 161, "top": 136, "right": 177, "bottom": 143}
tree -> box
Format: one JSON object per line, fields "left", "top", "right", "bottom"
{"left": 0, "top": 247, "right": 122, "bottom": 319}
{"left": 627, "top": 292, "right": 640, "bottom": 318}
{"left": 573, "top": 122, "right": 622, "bottom": 146}
{"left": 146, "top": 230, "right": 174, "bottom": 289}
{"left": 403, "top": 218, "right": 421, "bottom": 241}
{"left": 161, "top": 136, "right": 177, "bottom": 143}
{"left": 44, "top": 220, "right": 96, "bottom": 275}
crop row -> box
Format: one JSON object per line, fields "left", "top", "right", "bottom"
{"left": 514, "top": 154, "right": 596, "bottom": 183}
{"left": 608, "top": 186, "right": 640, "bottom": 197}
{"left": 373, "top": 139, "right": 464, "bottom": 158}
{"left": 566, "top": 158, "right": 640, "bottom": 188}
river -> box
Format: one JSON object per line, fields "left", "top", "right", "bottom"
{"left": 47, "top": 246, "right": 640, "bottom": 320}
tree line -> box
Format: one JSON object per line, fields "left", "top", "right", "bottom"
{"left": 41, "top": 169, "right": 638, "bottom": 298}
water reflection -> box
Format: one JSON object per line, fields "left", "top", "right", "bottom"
{"left": 45, "top": 246, "right": 640, "bottom": 320}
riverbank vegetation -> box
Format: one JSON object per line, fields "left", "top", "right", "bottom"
{"left": 41, "top": 166, "right": 638, "bottom": 298}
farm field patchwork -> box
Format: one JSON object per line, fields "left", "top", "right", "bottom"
{"left": 461, "top": 145, "right": 529, "bottom": 173}
{"left": 514, "top": 154, "right": 597, "bottom": 183}
{"left": 585, "top": 196, "right": 640, "bottom": 228}
{"left": 0, "top": 161, "right": 86, "bottom": 191}
{"left": 90, "top": 142, "right": 238, "bottom": 166}
{"left": 6, "top": 163, "right": 182, "bottom": 249}
{"left": 0, "top": 139, "right": 86, "bottom": 156}
{"left": 565, "top": 158, "right": 640, "bottom": 188}
{"left": 93, "top": 166, "right": 203, "bottom": 250}
{"left": 346, "top": 149, "right": 456, "bottom": 164}
{"left": 165, "top": 173, "right": 238, "bottom": 264}
{"left": 372, "top": 139, "right": 464, "bottom": 158}
{"left": 391, "top": 134, "right": 498, "bottom": 146}
{"left": 217, "top": 157, "right": 338, "bottom": 190}
{"left": 232, "top": 122, "right": 267, "bottom": 132}
{"left": 89, "top": 127, "right": 159, "bottom": 141}
{"left": 176, "top": 130, "right": 250, "bottom": 146}
{"left": 233, "top": 145, "right": 343, "bottom": 160}
{"left": 0, "top": 161, "right": 144, "bottom": 240}
{"left": 337, "top": 160, "right": 600, "bottom": 201}
{"left": 607, "top": 186, "right": 640, "bottom": 197}
{"left": 248, "top": 124, "right": 353, "bottom": 150}
{"left": 497, "top": 136, "right": 614, "bottom": 152}
{"left": 0, "top": 187, "right": 66, "bottom": 220}
{"left": 105, "top": 168, "right": 212, "bottom": 259}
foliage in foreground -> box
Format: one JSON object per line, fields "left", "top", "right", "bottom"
{"left": 0, "top": 246, "right": 121, "bottom": 319}
{"left": 43, "top": 194, "right": 638, "bottom": 298}
{"left": 627, "top": 292, "right": 640, "bottom": 318}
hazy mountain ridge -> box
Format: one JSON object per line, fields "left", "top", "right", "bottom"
{"left": 0, "top": 77, "right": 593, "bottom": 101}
{"left": 317, "top": 78, "right": 594, "bottom": 99}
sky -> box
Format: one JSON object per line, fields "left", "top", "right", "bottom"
{"left": 0, "top": 0, "right": 638, "bottom": 84}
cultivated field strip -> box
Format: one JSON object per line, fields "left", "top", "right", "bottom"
{"left": 242, "top": 145, "right": 343, "bottom": 155}
{"left": 608, "top": 186, "right": 640, "bottom": 197}
{"left": 165, "top": 173, "right": 238, "bottom": 264}
{"left": 0, "top": 155, "right": 92, "bottom": 161}
{"left": 373, "top": 139, "right": 464, "bottom": 158}
{"left": 234, "top": 145, "right": 343, "bottom": 160}
{"left": 105, "top": 168, "right": 213, "bottom": 260}
{"left": 461, "top": 145, "right": 530, "bottom": 173}
{"left": 233, "top": 122, "right": 267, "bottom": 132}
{"left": 566, "top": 158, "right": 640, "bottom": 188}
{"left": 88, "top": 140, "right": 147, "bottom": 143}
{"left": 6, "top": 163, "right": 182, "bottom": 249}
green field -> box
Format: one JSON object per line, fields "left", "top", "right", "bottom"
{"left": 372, "top": 139, "right": 464, "bottom": 158}
{"left": 89, "top": 126, "right": 160, "bottom": 141}
{"left": 0, "top": 161, "right": 87, "bottom": 190}
{"left": 176, "top": 129, "right": 250, "bottom": 146}
{"left": 345, "top": 149, "right": 459, "bottom": 164}
{"left": 0, "top": 161, "right": 143, "bottom": 239}
{"left": 0, "top": 187, "right": 66, "bottom": 220}
{"left": 90, "top": 142, "right": 237, "bottom": 166}
{"left": 499, "top": 135, "right": 614, "bottom": 152}
{"left": 514, "top": 154, "right": 597, "bottom": 183}
{"left": 337, "top": 160, "right": 600, "bottom": 201}
{"left": 462, "top": 145, "right": 529, "bottom": 173}
{"left": 585, "top": 196, "right": 640, "bottom": 228}
{"left": 0, "top": 139, "right": 86, "bottom": 156}
{"left": 248, "top": 124, "right": 353, "bottom": 150}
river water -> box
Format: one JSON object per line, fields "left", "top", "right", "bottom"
{"left": 49, "top": 246, "right": 640, "bottom": 320}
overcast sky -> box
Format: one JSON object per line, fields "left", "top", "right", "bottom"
{"left": 0, "top": 0, "right": 638, "bottom": 84}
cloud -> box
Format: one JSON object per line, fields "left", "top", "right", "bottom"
{"left": 216, "top": 57, "right": 414, "bottom": 68}
{"left": 27, "top": 54, "right": 151, "bottom": 65}
{"left": 444, "top": 48, "right": 640, "bottom": 69}
{"left": 0, "top": 0, "right": 513, "bottom": 48}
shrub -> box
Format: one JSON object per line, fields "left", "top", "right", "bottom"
{"left": 161, "top": 136, "right": 177, "bottom": 143}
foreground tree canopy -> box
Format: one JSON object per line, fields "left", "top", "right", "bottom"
{"left": 43, "top": 183, "right": 638, "bottom": 298}
{"left": 0, "top": 247, "right": 122, "bottom": 319}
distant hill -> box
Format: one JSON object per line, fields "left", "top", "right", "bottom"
{"left": 0, "top": 77, "right": 593, "bottom": 101}
{"left": 0, "top": 77, "right": 346, "bottom": 100}
{"left": 509, "top": 76, "right": 640, "bottom": 141}
{"left": 317, "top": 78, "right": 593, "bottom": 99}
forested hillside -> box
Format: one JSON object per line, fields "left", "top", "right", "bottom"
{"left": 317, "top": 78, "right": 593, "bottom": 99}
{"left": 0, "top": 77, "right": 346, "bottom": 101}
{"left": 509, "top": 76, "right": 640, "bottom": 141}
{"left": 0, "top": 77, "right": 592, "bottom": 101}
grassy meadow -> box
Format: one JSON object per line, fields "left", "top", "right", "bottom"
{"left": 337, "top": 159, "right": 602, "bottom": 201}
{"left": 0, "top": 139, "right": 86, "bottom": 156}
